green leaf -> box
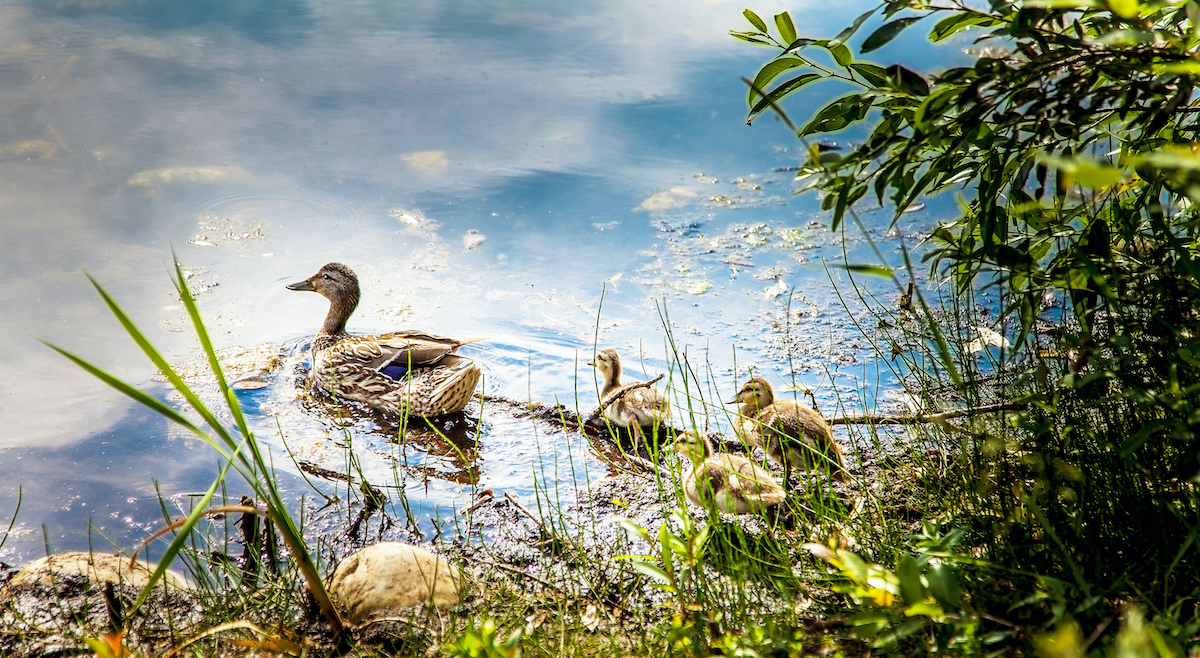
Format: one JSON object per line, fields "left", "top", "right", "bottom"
{"left": 747, "top": 56, "right": 810, "bottom": 107}
{"left": 1039, "top": 154, "right": 1122, "bottom": 188}
{"left": 1153, "top": 61, "right": 1200, "bottom": 74}
{"left": 834, "top": 8, "right": 878, "bottom": 44}
{"left": 1107, "top": 0, "right": 1139, "bottom": 19}
{"left": 896, "top": 554, "right": 926, "bottom": 605}
{"left": 929, "top": 13, "right": 1002, "bottom": 42}
{"left": 829, "top": 42, "right": 853, "bottom": 67}
{"left": 800, "top": 93, "right": 869, "bottom": 136}
{"left": 743, "top": 8, "right": 768, "bottom": 33}
{"left": 905, "top": 601, "right": 946, "bottom": 618}
{"left": 1024, "top": 0, "right": 1098, "bottom": 7}
{"left": 837, "top": 264, "right": 895, "bottom": 277}
{"left": 730, "top": 31, "right": 776, "bottom": 46}
{"left": 926, "top": 564, "right": 961, "bottom": 610}
{"left": 748, "top": 72, "right": 822, "bottom": 123}
{"left": 849, "top": 62, "right": 889, "bottom": 87}
{"left": 617, "top": 518, "right": 652, "bottom": 543}
{"left": 861, "top": 17, "right": 924, "bottom": 53}
{"left": 888, "top": 64, "right": 930, "bottom": 96}
{"left": 839, "top": 550, "right": 871, "bottom": 584}
{"left": 775, "top": 12, "right": 798, "bottom": 45}
{"left": 1072, "top": 161, "right": 1122, "bottom": 188}
{"left": 629, "top": 560, "right": 673, "bottom": 585}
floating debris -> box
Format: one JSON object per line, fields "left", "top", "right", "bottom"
{"left": 390, "top": 208, "right": 437, "bottom": 230}
{"left": 965, "top": 325, "right": 1011, "bottom": 353}
{"left": 777, "top": 227, "right": 816, "bottom": 249}
{"left": 401, "top": 149, "right": 450, "bottom": 174}
{"left": 126, "top": 165, "right": 249, "bottom": 188}
{"left": 672, "top": 279, "right": 712, "bottom": 295}
{"left": 462, "top": 229, "right": 486, "bottom": 250}
{"left": 764, "top": 278, "right": 789, "bottom": 299}
{"left": 636, "top": 186, "right": 696, "bottom": 212}
{"left": 732, "top": 177, "right": 762, "bottom": 191}
{"left": 0, "top": 139, "right": 57, "bottom": 159}
{"left": 188, "top": 215, "right": 266, "bottom": 248}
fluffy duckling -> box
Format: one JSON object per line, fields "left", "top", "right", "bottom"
{"left": 588, "top": 348, "right": 671, "bottom": 433}
{"left": 673, "top": 430, "right": 785, "bottom": 514}
{"left": 287, "top": 262, "right": 483, "bottom": 417}
{"left": 728, "top": 377, "right": 847, "bottom": 488}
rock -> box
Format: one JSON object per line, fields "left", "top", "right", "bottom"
{"left": 327, "top": 542, "right": 461, "bottom": 624}
{"left": 6, "top": 551, "right": 189, "bottom": 591}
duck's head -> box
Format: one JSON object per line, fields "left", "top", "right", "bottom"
{"left": 727, "top": 377, "right": 774, "bottom": 408}
{"left": 673, "top": 430, "right": 713, "bottom": 463}
{"left": 287, "top": 262, "right": 361, "bottom": 333}
{"left": 587, "top": 348, "right": 621, "bottom": 381}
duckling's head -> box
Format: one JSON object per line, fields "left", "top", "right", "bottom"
{"left": 673, "top": 430, "right": 713, "bottom": 463}
{"left": 727, "top": 377, "right": 775, "bottom": 408}
{"left": 586, "top": 348, "right": 622, "bottom": 383}
{"left": 287, "top": 262, "right": 361, "bottom": 333}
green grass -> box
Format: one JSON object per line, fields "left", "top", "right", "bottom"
{"left": 3, "top": 249, "right": 1195, "bottom": 658}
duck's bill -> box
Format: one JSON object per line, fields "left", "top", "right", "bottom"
{"left": 286, "top": 279, "right": 315, "bottom": 291}
{"left": 725, "top": 398, "right": 739, "bottom": 405}
{"left": 586, "top": 361, "right": 595, "bottom": 367}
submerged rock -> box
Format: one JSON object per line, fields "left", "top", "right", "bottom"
{"left": 327, "top": 542, "right": 461, "bottom": 624}
{"left": 5, "top": 551, "right": 189, "bottom": 591}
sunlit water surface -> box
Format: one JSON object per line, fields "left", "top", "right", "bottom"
{"left": 0, "top": 0, "right": 970, "bottom": 565}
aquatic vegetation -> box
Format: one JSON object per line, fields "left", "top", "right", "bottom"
{"left": 41, "top": 255, "right": 345, "bottom": 642}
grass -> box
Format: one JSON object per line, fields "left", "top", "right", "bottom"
{"left": 1, "top": 248, "right": 1194, "bottom": 657}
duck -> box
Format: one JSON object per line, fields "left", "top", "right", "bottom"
{"left": 287, "top": 262, "right": 483, "bottom": 417}
{"left": 587, "top": 348, "right": 671, "bottom": 437}
{"left": 672, "top": 430, "right": 785, "bottom": 514}
{"left": 727, "top": 377, "right": 847, "bottom": 489}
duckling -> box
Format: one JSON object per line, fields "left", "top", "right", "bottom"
{"left": 728, "top": 377, "right": 847, "bottom": 488}
{"left": 673, "top": 430, "right": 785, "bottom": 514}
{"left": 287, "top": 262, "right": 483, "bottom": 417}
{"left": 588, "top": 348, "right": 671, "bottom": 435}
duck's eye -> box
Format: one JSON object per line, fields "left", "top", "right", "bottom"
{"left": 322, "top": 273, "right": 332, "bottom": 280}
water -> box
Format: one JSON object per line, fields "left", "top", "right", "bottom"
{"left": 0, "top": 0, "right": 958, "bottom": 565}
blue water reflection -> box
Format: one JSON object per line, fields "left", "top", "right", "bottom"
{"left": 0, "top": 0, "right": 954, "bottom": 565}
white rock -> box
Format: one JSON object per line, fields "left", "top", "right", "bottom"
{"left": 7, "top": 551, "right": 189, "bottom": 590}
{"left": 327, "top": 542, "right": 461, "bottom": 624}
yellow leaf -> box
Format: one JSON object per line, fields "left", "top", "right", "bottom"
{"left": 1107, "top": 0, "right": 1139, "bottom": 19}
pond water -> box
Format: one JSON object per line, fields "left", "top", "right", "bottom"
{"left": 0, "top": 0, "right": 961, "bottom": 566}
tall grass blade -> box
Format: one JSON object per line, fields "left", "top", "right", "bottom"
{"left": 130, "top": 447, "right": 243, "bottom": 612}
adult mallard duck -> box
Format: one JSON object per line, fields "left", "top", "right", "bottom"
{"left": 673, "top": 430, "right": 785, "bottom": 514}
{"left": 728, "top": 377, "right": 847, "bottom": 489}
{"left": 287, "top": 262, "right": 483, "bottom": 417}
{"left": 588, "top": 348, "right": 671, "bottom": 435}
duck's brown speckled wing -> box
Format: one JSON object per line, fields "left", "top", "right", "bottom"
{"left": 330, "top": 331, "right": 473, "bottom": 375}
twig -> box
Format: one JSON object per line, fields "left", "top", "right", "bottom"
{"left": 488, "top": 559, "right": 560, "bottom": 592}
{"left": 625, "top": 454, "right": 672, "bottom": 479}
{"left": 504, "top": 492, "right": 546, "bottom": 529}
{"left": 464, "top": 489, "right": 495, "bottom": 516}
{"left": 594, "top": 374, "right": 665, "bottom": 416}
{"left": 829, "top": 401, "right": 1028, "bottom": 425}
